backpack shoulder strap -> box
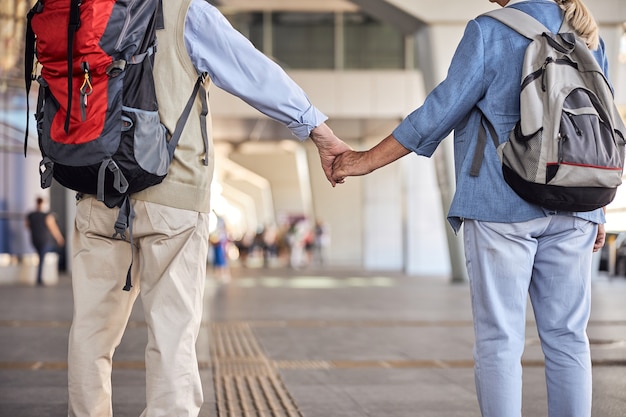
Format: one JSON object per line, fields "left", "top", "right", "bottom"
{"left": 156, "top": 0, "right": 165, "bottom": 30}
{"left": 482, "top": 7, "right": 551, "bottom": 39}
{"left": 469, "top": 114, "right": 500, "bottom": 178}
{"left": 166, "top": 73, "right": 210, "bottom": 164}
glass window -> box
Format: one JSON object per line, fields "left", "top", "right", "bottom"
{"left": 272, "top": 13, "right": 335, "bottom": 69}
{"left": 225, "top": 10, "right": 408, "bottom": 70}
{"left": 344, "top": 12, "right": 405, "bottom": 69}
{"left": 229, "top": 12, "right": 265, "bottom": 51}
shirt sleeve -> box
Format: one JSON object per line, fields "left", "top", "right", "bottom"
{"left": 392, "top": 19, "right": 487, "bottom": 156}
{"left": 183, "top": 0, "right": 327, "bottom": 140}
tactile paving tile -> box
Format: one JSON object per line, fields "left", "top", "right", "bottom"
{"left": 210, "top": 323, "right": 303, "bottom": 417}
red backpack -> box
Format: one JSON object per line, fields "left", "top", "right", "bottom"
{"left": 25, "top": 0, "right": 208, "bottom": 290}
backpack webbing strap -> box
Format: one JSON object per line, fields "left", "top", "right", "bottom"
{"left": 129, "top": 44, "right": 156, "bottom": 65}
{"left": 112, "top": 196, "right": 135, "bottom": 291}
{"left": 39, "top": 157, "right": 54, "bottom": 188}
{"left": 199, "top": 81, "right": 210, "bottom": 166}
{"left": 24, "top": 1, "right": 43, "bottom": 157}
{"left": 65, "top": 0, "right": 82, "bottom": 134}
{"left": 156, "top": 0, "right": 165, "bottom": 31}
{"left": 97, "top": 159, "right": 129, "bottom": 202}
{"left": 469, "top": 116, "right": 500, "bottom": 177}
{"left": 167, "top": 73, "right": 210, "bottom": 164}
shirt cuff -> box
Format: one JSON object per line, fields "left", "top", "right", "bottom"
{"left": 287, "top": 105, "right": 328, "bottom": 141}
{"left": 391, "top": 119, "right": 420, "bottom": 152}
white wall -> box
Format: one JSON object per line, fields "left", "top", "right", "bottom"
{"left": 361, "top": 136, "right": 404, "bottom": 270}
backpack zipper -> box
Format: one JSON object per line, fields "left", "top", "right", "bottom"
{"left": 113, "top": 0, "right": 147, "bottom": 52}
{"left": 557, "top": 133, "right": 566, "bottom": 164}
{"left": 541, "top": 57, "right": 554, "bottom": 92}
{"left": 79, "top": 61, "right": 93, "bottom": 121}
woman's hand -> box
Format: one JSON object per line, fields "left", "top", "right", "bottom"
{"left": 331, "top": 134, "right": 411, "bottom": 183}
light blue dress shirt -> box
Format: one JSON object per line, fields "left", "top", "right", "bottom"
{"left": 391, "top": 0, "right": 608, "bottom": 232}
{"left": 184, "top": 0, "right": 327, "bottom": 140}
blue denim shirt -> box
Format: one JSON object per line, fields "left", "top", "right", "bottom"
{"left": 392, "top": 0, "right": 608, "bottom": 233}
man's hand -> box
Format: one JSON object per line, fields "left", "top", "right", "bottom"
{"left": 309, "top": 123, "right": 352, "bottom": 187}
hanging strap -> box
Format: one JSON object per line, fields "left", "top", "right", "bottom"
{"left": 198, "top": 81, "right": 210, "bottom": 166}
{"left": 24, "top": 1, "right": 43, "bottom": 157}
{"left": 97, "top": 159, "right": 129, "bottom": 202}
{"left": 39, "top": 157, "right": 55, "bottom": 188}
{"left": 64, "top": 0, "right": 82, "bottom": 134}
{"left": 469, "top": 116, "right": 500, "bottom": 177}
{"left": 156, "top": 0, "right": 165, "bottom": 30}
{"left": 167, "top": 73, "right": 210, "bottom": 164}
{"left": 112, "top": 196, "right": 136, "bottom": 291}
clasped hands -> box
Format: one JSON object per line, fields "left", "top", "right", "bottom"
{"left": 310, "top": 123, "right": 410, "bottom": 187}
{"left": 309, "top": 122, "right": 372, "bottom": 187}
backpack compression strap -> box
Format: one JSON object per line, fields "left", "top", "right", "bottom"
{"left": 112, "top": 196, "right": 136, "bottom": 291}
{"left": 156, "top": 0, "right": 165, "bottom": 30}
{"left": 65, "top": 0, "right": 82, "bottom": 134}
{"left": 24, "top": 1, "right": 44, "bottom": 157}
{"left": 97, "top": 159, "right": 129, "bottom": 202}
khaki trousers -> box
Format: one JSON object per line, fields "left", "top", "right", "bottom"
{"left": 68, "top": 197, "right": 210, "bottom": 417}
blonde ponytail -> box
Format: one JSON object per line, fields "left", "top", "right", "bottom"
{"left": 557, "top": 0, "right": 600, "bottom": 50}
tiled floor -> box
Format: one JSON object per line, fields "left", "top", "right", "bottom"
{"left": 1, "top": 266, "right": 626, "bottom": 416}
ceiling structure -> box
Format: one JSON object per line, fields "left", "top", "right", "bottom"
{"left": 214, "top": 0, "right": 626, "bottom": 25}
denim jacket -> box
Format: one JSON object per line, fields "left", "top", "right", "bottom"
{"left": 392, "top": 0, "right": 608, "bottom": 233}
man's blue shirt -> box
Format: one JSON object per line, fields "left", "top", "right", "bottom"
{"left": 184, "top": 0, "right": 327, "bottom": 140}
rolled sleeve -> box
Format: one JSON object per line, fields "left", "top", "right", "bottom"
{"left": 287, "top": 105, "right": 328, "bottom": 140}
{"left": 392, "top": 20, "right": 487, "bottom": 157}
{"left": 392, "top": 121, "right": 422, "bottom": 153}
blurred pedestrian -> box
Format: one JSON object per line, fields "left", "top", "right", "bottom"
{"left": 312, "top": 219, "right": 329, "bottom": 266}
{"left": 210, "top": 216, "right": 231, "bottom": 282}
{"left": 25, "top": 196, "right": 64, "bottom": 286}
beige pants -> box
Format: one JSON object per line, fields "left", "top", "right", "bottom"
{"left": 68, "top": 196, "right": 210, "bottom": 417}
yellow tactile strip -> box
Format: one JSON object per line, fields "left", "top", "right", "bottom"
{"left": 1, "top": 319, "right": 625, "bottom": 373}
{"left": 2, "top": 319, "right": 626, "bottom": 328}
{"left": 210, "top": 323, "right": 303, "bottom": 417}
{"left": 4, "top": 357, "right": 626, "bottom": 372}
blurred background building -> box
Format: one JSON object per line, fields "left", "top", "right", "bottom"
{"left": 1, "top": 0, "right": 625, "bottom": 282}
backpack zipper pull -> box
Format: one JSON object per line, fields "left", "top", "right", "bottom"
{"left": 541, "top": 57, "right": 553, "bottom": 92}
{"left": 558, "top": 133, "right": 567, "bottom": 164}
{"left": 79, "top": 61, "right": 93, "bottom": 121}
{"left": 566, "top": 112, "right": 582, "bottom": 136}
{"left": 31, "top": 59, "right": 40, "bottom": 82}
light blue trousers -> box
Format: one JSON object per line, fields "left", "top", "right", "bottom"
{"left": 463, "top": 216, "right": 596, "bottom": 417}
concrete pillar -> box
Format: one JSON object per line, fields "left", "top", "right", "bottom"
{"left": 413, "top": 23, "right": 469, "bottom": 282}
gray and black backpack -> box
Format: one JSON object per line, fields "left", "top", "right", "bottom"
{"left": 472, "top": 7, "right": 626, "bottom": 212}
